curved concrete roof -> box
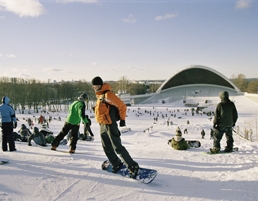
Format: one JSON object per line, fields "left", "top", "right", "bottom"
{"left": 156, "top": 65, "right": 241, "bottom": 93}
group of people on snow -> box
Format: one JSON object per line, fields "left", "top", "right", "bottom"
{"left": 168, "top": 91, "right": 238, "bottom": 154}
{"left": 0, "top": 73, "right": 238, "bottom": 179}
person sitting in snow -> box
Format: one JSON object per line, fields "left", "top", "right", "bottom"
{"left": 18, "top": 124, "right": 32, "bottom": 142}
{"left": 39, "top": 124, "right": 53, "bottom": 137}
{"left": 168, "top": 130, "right": 190, "bottom": 150}
{"left": 28, "top": 127, "right": 47, "bottom": 147}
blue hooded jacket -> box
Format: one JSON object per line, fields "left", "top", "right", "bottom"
{"left": 0, "top": 96, "right": 17, "bottom": 123}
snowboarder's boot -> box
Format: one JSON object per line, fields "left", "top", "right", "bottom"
{"left": 224, "top": 147, "right": 233, "bottom": 153}
{"left": 129, "top": 163, "right": 139, "bottom": 179}
{"left": 209, "top": 147, "right": 220, "bottom": 154}
{"left": 112, "top": 161, "right": 123, "bottom": 173}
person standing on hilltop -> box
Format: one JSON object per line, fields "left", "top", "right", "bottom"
{"left": 210, "top": 91, "right": 238, "bottom": 154}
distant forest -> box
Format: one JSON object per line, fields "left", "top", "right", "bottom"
{"left": 0, "top": 74, "right": 257, "bottom": 113}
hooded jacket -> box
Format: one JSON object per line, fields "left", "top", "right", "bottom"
{"left": 65, "top": 99, "right": 89, "bottom": 125}
{"left": 94, "top": 83, "right": 127, "bottom": 124}
{"left": 0, "top": 96, "right": 17, "bottom": 124}
{"left": 213, "top": 91, "right": 238, "bottom": 127}
{"left": 171, "top": 137, "right": 190, "bottom": 150}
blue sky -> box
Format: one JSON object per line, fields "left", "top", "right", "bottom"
{"left": 0, "top": 0, "right": 257, "bottom": 82}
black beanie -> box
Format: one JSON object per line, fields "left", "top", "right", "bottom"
{"left": 92, "top": 76, "right": 103, "bottom": 86}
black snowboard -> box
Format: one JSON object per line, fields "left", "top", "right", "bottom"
{"left": 186, "top": 140, "right": 201, "bottom": 148}
{"left": 167, "top": 139, "right": 201, "bottom": 148}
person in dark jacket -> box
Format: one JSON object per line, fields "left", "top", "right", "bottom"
{"left": 201, "top": 129, "right": 205, "bottom": 139}
{"left": 210, "top": 91, "right": 238, "bottom": 153}
{"left": 18, "top": 124, "right": 32, "bottom": 142}
{"left": 92, "top": 76, "right": 139, "bottom": 178}
{"left": 28, "top": 127, "right": 47, "bottom": 146}
{"left": 83, "top": 115, "right": 94, "bottom": 141}
{"left": 0, "top": 96, "right": 17, "bottom": 152}
{"left": 51, "top": 93, "right": 89, "bottom": 153}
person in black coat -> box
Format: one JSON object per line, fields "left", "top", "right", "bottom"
{"left": 210, "top": 91, "right": 238, "bottom": 153}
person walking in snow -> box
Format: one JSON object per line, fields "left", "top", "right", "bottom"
{"left": 210, "top": 91, "right": 238, "bottom": 153}
{"left": 0, "top": 96, "right": 17, "bottom": 152}
{"left": 91, "top": 76, "right": 139, "bottom": 178}
{"left": 51, "top": 93, "right": 89, "bottom": 153}
{"left": 201, "top": 129, "right": 205, "bottom": 139}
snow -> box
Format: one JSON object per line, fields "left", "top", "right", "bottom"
{"left": 1, "top": 95, "right": 258, "bottom": 201}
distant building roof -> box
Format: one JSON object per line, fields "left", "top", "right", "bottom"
{"left": 156, "top": 65, "right": 241, "bottom": 93}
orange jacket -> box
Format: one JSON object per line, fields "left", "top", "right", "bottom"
{"left": 94, "top": 83, "right": 127, "bottom": 124}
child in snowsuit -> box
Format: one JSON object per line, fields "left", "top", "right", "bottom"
{"left": 168, "top": 130, "right": 190, "bottom": 150}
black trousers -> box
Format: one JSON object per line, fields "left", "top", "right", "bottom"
{"left": 213, "top": 127, "right": 234, "bottom": 149}
{"left": 1, "top": 122, "right": 16, "bottom": 151}
{"left": 84, "top": 123, "right": 94, "bottom": 136}
{"left": 100, "top": 122, "right": 137, "bottom": 169}
{"left": 52, "top": 122, "right": 79, "bottom": 150}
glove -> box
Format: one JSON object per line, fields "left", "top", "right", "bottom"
{"left": 119, "top": 120, "right": 126, "bottom": 127}
{"left": 13, "top": 122, "right": 17, "bottom": 128}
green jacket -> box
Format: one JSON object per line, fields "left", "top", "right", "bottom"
{"left": 66, "top": 100, "right": 88, "bottom": 125}
{"left": 171, "top": 138, "right": 190, "bottom": 150}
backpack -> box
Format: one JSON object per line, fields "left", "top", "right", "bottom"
{"left": 101, "top": 90, "right": 120, "bottom": 121}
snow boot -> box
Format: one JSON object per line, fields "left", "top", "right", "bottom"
{"left": 210, "top": 147, "right": 220, "bottom": 154}
{"left": 112, "top": 161, "right": 123, "bottom": 173}
{"left": 69, "top": 149, "right": 75, "bottom": 154}
{"left": 224, "top": 147, "right": 233, "bottom": 153}
{"left": 51, "top": 146, "right": 57, "bottom": 151}
{"left": 129, "top": 163, "right": 139, "bottom": 179}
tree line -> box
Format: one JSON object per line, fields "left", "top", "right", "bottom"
{"left": 0, "top": 77, "right": 159, "bottom": 114}
{"left": 231, "top": 74, "right": 258, "bottom": 93}
{"left": 0, "top": 74, "right": 256, "bottom": 114}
